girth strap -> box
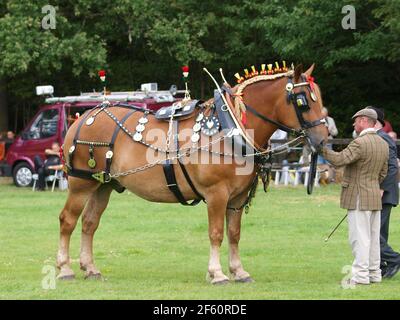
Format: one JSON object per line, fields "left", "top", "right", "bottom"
{"left": 162, "top": 120, "right": 202, "bottom": 206}
{"left": 67, "top": 168, "right": 125, "bottom": 193}
{"left": 177, "top": 160, "right": 204, "bottom": 202}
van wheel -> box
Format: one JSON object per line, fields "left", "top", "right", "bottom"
{"left": 13, "top": 162, "right": 34, "bottom": 187}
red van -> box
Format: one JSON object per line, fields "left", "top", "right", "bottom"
{"left": 2, "top": 84, "right": 183, "bottom": 187}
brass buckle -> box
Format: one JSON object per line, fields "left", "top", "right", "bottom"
{"left": 92, "top": 172, "right": 111, "bottom": 184}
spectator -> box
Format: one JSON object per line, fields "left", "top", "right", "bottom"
{"left": 269, "top": 129, "right": 288, "bottom": 164}
{"left": 33, "top": 141, "right": 61, "bottom": 191}
{"left": 367, "top": 107, "right": 400, "bottom": 279}
{"left": 318, "top": 107, "right": 338, "bottom": 181}
{"left": 0, "top": 133, "right": 5, "bottom": 162}
{"left": 322, "top": 108, "right": 389, "bottom": 286}
{"left": 5, "top": 131, "right": 15, "bottom": 152}
{"left": 322, "top": 107, "right": 338, "bottom": 142}
{"left": 383, "top": 119, "right": 393, "bottom": 134}
{"left": 388, "top": 131, "right": 397, "bottom": 141}
{"left": 388, "top": 131, "right": 400, "bottom": 158}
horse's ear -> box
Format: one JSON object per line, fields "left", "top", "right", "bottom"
{"left": 304, "top": 63, "right": 315, "bottom": 77}
{"left": 294, "top": 64, "right": 303, "bottom": 82}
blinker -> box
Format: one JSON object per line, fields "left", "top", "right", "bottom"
{"left": 293, "top": 92, "right": 310, "bottom": 112}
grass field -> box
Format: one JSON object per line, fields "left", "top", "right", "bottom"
{"left": 1, "top": 177, "right": 400, "bottom": 300}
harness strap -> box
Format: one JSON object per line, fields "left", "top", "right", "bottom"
{"left": 245, "top": 104, "right": 300, "bottom": 135}
{"left": 67, "top": 108, "right": 137, "bottom": 193}
{"left": 67, "top": 168, "right": 125, "bottom": 193}
{"left": 114, "top": 102, "right": 155, "bottom": 114}
{"left": 162, "top": 120, "right": 201, "bottom": 206}
{"left": 177, "top": 160, "right": 204, "bottom": 203}
{"left": 69, "top": 107, "right": 99, "bottom": 164}
{"left": 105, "top": 109, "right": 137, "bottom": 175}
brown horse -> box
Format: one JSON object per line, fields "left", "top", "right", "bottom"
{"left": 56, "top": 64, "right": 328, "bottom": 284}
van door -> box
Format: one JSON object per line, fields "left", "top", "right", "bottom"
{"left": 21, "top": 107, "right": 61, "bottom": 160}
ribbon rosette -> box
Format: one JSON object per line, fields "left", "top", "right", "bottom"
{"left": 98, "top": 70, "right": 106, "bottom": 82}
{"left": 182, "top": 66, "right": 189, "bottom": 78}
{"left": 307, "top": 75, "right": 315, "bottom": 91}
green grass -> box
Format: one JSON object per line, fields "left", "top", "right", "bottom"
{"left": 1, "top": 178, "right": 400, "bottom": 299}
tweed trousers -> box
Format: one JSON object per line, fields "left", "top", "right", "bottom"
{"left": 348, "top": 197, "right": 381, "bottom": 284}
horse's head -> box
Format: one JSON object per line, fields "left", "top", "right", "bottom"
{"left": 277, "top": 64, "right": 328, "bottom": 152}
{"left": 230, "top": 63, "right": 328, "bottom": 153}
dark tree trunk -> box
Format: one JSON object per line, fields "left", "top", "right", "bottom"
{"left": 0, "top": 79, "right": 8, "bottom": 132}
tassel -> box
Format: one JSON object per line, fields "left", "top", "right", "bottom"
{"left": 241, "top": 111, "right": 247, "bottom": 126}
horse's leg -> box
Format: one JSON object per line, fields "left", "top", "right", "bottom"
{"left": 57, "top": 183, "right": 95, "bottom": 280}
{"left": 206, "top": 186, "right": 230, "bottom": 285}
{"left": 226, "top": 208, "right": 253, "bottom": 282}
{"left": 80, "top": 184, "right": 113, "bottom": 279}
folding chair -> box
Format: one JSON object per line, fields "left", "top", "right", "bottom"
{"left": 32, "top": 170, "right": 67, "bottom": 192}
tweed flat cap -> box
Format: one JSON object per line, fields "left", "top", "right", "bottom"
{"left": 352, "top": 108, "right": 377, "bottom": 121}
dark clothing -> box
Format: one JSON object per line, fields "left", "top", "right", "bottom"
{"left": 377, "top": 129, "right": 400, "bottom": 268}
{"left": 397, "top": 144, "right": 400, "bottom": 160}
{"left": 377, "top": 130, "right": 399, "bottom": 205}
{"left": 4, "top": 138, "right": 13, "bottom": 152}
{"left": 380, "top": 204, "right": 400, "bottom": 267}
{"left": 34, "top": 155, "right": 60, "bottom": 190}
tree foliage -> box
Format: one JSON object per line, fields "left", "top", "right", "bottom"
{"left": 0, "top": 0, "right": 399, "bottom": 135}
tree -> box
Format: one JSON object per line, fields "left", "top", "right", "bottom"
{"left": 0, "top": 1, "right": 106, "bottom": 131}
{"left": 1, "top": 0, "right": 399, "bottom": 136}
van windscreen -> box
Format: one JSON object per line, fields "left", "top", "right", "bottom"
{"left": 26, "top": 108, "right": 59, "bottom": 140}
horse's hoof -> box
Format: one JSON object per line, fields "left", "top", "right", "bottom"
{"left": 84, "top": 272, "right": 102, "bottom": 280}
{"left": 235, "top": 277, "right": 254, "bottom": 283}
{"left": 57, "top": 274, "right": 75, "bottom": 281}
{"left": 212, "top": 279, "right": 230, "bottom": 285}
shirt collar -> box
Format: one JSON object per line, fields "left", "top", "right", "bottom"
{"left": 359, "top": 127, "right": 376, "bottom": 136}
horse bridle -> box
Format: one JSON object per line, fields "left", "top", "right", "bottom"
{"left": 228, "top": 74, "right": 325, "bottom": 195}
{"left": 242, "top": 74, "right": 326, "bottom": 137}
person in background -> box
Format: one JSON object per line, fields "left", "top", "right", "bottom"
{"left": 317, "top": 107, "right": 338, "bottom": 181}
{"left": 322, "top": 107, "right": 338, "bottom": 142}
{"left": 0, "top": 133, "right": 5, "bottom": 162}
{"left": 269, "top": 129, "right": 288, "bottom": 164}
{"left": 388, "top": 131, "right": 400, "bottom": 160}
{"left": 368, "top": 107, "right": 400, "bottom": 279}
{"left": 5, "top": 131, "right": 15, "bottom": 152}
{"left": 388, "top": 131, "right": 398, "bottom": 141}
{"left": 322, "top": 108, "right": 389, "bottom": 286}
{"left": 33, "top": 141, "right": 61, "bottom": 191}
{"left": 383, "top": 119, "right": 393, "bottom": 134}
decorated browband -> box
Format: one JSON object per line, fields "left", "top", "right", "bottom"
{"left": 234, "top": 61, "right": 291, "bottom": 84}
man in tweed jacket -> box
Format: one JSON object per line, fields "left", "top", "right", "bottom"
{"left": 322, "top": 108, "right": 389, "bottom": 285}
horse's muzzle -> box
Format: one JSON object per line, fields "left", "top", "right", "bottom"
{"left": 305, "top": 133, "right": 325, "bottom": 153}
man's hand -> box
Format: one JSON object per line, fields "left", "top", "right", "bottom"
{"left": 380, "top": 189, "right": 384, "bottom": 197}
{"left": 45, "top": 149, "right": 59, "bottom": 156}
{"left": 48, "top": 164, "right": 63, "bottom": 170}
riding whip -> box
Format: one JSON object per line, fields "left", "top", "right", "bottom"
{"left": 324, "top": 213, "right": 347, "bottom": 242}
